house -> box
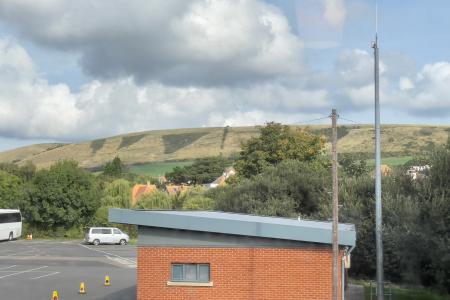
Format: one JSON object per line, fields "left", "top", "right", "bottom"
{"left": 205, "top": 167, "right": 236, "bottom": 189}
{"left": 109, "top": 209, "right": 356, "bottom": 300}
{"left": 165, "top": 184, "right": 189, "bottom": 196}
{"left": 406, "top": 165, "right": 430, "bottom": 180}
{"left": 371, "top": 164, "right": 392, "bottom": 178}
{"left": 131, "top": 182, "right": 157, "bottom": 206}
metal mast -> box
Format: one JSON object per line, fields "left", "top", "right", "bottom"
{"left": 331, "top": 109, "right": 339, "bottom": 300}
{"left": 373, "top": 31, "right": 384, "bottom": 300}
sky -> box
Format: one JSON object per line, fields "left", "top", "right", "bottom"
{"left": 0, "top": 0, "right": 450, "bottom": 151}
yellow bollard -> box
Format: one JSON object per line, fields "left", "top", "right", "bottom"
{"left": 104, "top": 275, "right": 110, "bottom": 286}
{"left": 79, "top": 282, "right": 86, "bottom": 294}
{"left": 51, "top": 290, "right": 59, "bottom": 300}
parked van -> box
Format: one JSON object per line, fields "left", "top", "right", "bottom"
{"left": 84, "top": 227, "right": 129, "bottom": 245}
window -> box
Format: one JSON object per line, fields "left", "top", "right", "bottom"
{"left": 171, "top": 264, "right": 210, "bottom": 283}
{"left": 0, "top": 213, "right": 21, "bottom": 223}
{"left": 113, "top": 228, "right": 121, "bottom": 234}
{"left": 101, "top": 228, "right": 112, "bottom": 234}
{"left": 91, "top": 229, "right": 102, "bottom": 234}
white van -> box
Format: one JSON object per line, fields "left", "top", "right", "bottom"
{"left": 84, "top": 227, "right": 129, "bottom": 245}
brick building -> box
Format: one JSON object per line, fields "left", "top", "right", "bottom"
{"left": 109, "top": 209, "right": 356, "bottom": 300}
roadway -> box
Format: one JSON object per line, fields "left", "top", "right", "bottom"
{"left": 0, "top": 239, "right": 136, "bottom": 300}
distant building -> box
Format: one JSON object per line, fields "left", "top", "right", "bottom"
{"left": 205, "top": 167, "right": 236, "bottom": 189}
{"left": 109, "top": 209, "right": 356, "bottom": 300}
{"left": 165, "top": 184, "right": 189, "bottom": 196}
{"left": 131, "top": 182, "right": 157, "bottom": 206}
{"left": 406, "top": 165, "right": 430, "bottom": 180}
{"left": 370, "top": 164, "right": 392, "bottom": 178}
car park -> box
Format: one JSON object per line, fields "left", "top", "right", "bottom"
{"left": 84, "top": 227, "right": 129, "bottom": 245}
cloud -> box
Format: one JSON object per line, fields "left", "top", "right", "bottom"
{"left": 0, "top": 38, "right": 81, "bottom": 139}
{"left": 322, "top": 0, "right": 347, "bottom": 28}
{"left": 0, "top": 0, "right": 303, "bottom": 86}
{"left": 0, "top": 37, "right": 329, "bottom": 140}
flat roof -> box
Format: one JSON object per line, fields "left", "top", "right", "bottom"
{"left": 109, "top": 209, "right": 356, "bottom": 247}
{"left": 0, "top": 209, "right": 20, "bottom": 213}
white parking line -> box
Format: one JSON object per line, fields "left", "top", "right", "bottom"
{"left": 0, "top": 265, "right": 16, "bottom": 271}
{"left": 29, "top": 271, "right": 59, "bottom": 280}
{"left": 0, "top": 266, "right": 48, "bottom": 279}
{"left": 79, "top": 244, "right": 136, "bottom": 263}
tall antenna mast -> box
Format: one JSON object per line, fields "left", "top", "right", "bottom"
{"left": 372, "top": 1, "right": 384, "bottom": 299}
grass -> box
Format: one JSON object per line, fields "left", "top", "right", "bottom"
{"left": 90, "top": 138, "right": 106, "bottom": 153}
{"left": 162, "top": 132, "right": 209, "bottom": 154}
{"left": 2, "top": 125, "right": 449, "bottom": 169}
{"left": 366, "top": 156, "right": 413, "bottom": 167}
{"left": 364, "top": 285, "right": 450, "bottom": 300}
{"left": 129, "top": 161, "right": 194, "bottom": 176}
{"left": 118, "top": 134, "right": 147, "bottom": 149}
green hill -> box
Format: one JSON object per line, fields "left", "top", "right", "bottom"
{"left": 0, "top": 125, "right": 448, "bottom": 170}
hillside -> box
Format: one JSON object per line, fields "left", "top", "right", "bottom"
{"left": 0, "top": 125, "right": 448, "bottom": 170}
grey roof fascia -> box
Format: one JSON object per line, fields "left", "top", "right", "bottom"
{"left": 109, "top": 208, "right": 356, "bottom": 247}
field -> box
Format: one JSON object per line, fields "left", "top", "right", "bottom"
{"left": 128, "top": 161, "right": 193, "bottom": 176}
{"left": 366, "top": 156, "right": 413, "bottom": 167}
{"left": 0, "top": 125, "right": 448, "bottom": 170}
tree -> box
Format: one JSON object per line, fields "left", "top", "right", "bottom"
{"left": 235, "top": 122, "right": 325, "bottom": 178}
{"left": 212, "top": 160, "right": 330, "bottom": 217}
{"left": 101, "top": 179, "right": 132, "bottom": 208}
{"left": 134, "top": 190, "right": 172, "bottom": 209}
{"left": 24, "top": 160, "right": 100, "bottom": 229}
{"left": 177, "top": 186, "right": 215, "bottom": 210}
{"left": 103, "top": 156, "right": 124, "bottom": 178}
{"left": 0, "top": 170, "right": 23, "bottom": 208}
{"left": 339, "top": 153, "right": 368, "bottom": 177}
{"left": 0, "top": 161, "right": 36, "bottom": 181}
{"left": 166, "top": 157, "right": 231, "bottom": 184}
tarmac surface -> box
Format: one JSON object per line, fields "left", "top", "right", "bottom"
{"left": 0, "top": 239, "right": 136, "bottom": 300}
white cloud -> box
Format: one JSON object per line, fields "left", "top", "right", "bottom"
{"left": 0, "top": 38, "right": 81, "bottom": 139}
{"left": 399, "top": 77, "right": 414, "bottom": 91}
{"left": 0, "top": 38, "right": 329, "bottom": 140}
{"left": 322, "top": 0, "right": 347, "bottom": 28}
{"left": 0, "top": 0, "right": 303, "bottom": 86}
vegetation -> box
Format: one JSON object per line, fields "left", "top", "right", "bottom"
{"left": 118, "top": 134, "right": 147, "bottom": 149}
{"left": 129, "top": 161, "right": 193, "bottom": 176}
{"left": 102, "top": 156, "right": 125, "bottom": 178}
{"left": 23, "top": 160, "right": 100, "bottom": 229}
{"left": 363, "top": 285, "right": 450, "bottom": 300}
{"left": 166, "top": 156, "right": 231, "bottom": 184}
{"left": 235, "top": 122, "right": 325, "bottom": 178}
{"left": 366, "top": 156, "right": 413, "bottom": 166}
{"left": 162, "top": 132, "right": 208, "bottom": 154}
{"left": 90, "top": 138, "right": 106, "bottom": 153}
{"left": 1, "top": 125, "right": 448, "bottom": 170}
{"left": 0, "top": 123, "right": 448, "bottom": 295}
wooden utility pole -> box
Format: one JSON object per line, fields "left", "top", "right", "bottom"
{"left": 331, "top": 108, "right": 339, "bottom": 300}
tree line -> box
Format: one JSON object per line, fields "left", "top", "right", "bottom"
{"left": 0, "top": 122, "right": 448, "bottom": 294}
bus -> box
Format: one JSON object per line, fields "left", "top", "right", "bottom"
{"left": 0, "top": 209, "right": 22, "bottom": 241}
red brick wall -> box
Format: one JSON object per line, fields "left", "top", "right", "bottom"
{"left": 137, "top": 247, "right": 343, "bottom": 300}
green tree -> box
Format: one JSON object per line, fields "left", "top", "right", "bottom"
{"left": 212, "top": 160, "right": 330, "bottom": 217}
{"left": 103, "top": 156, "right": 124, "bottom": 178}
{"left": 0, "top": 161, "right": 36, "bottom": 181}
{"left": 339, "top": 153, "right": 368, "bottom": 177}
{"left": 0, "top": 170, "right": 23, "bottom": 208}
{"left": 101, "top": 179, "right": 131, "bottom": 208}
{"left": 24, "top": 160, "right": 100, "bottom": 228}
{"left": 134, "top": 190, "right": 172, "bottom": 209}
{"left": 166, "top": 157, "right": 230, "bottom": 184}
{"left": 235, "top": 122, "right": 325, "bottom": 178}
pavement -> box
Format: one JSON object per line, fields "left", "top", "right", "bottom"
{"left": 0, "top": 239, "right": 136, "bottom": 300}
{"left": 346, "top": 284, "right": 365, "bottom": 300}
